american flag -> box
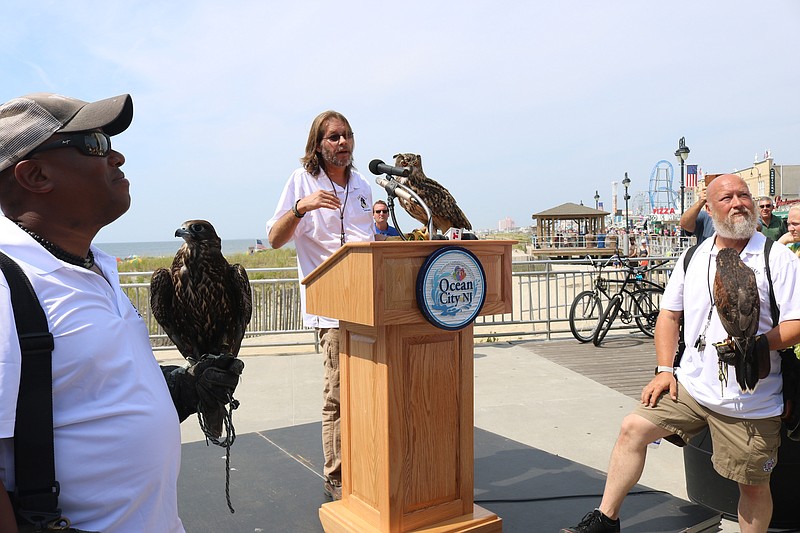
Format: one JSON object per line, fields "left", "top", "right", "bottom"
{"left": 686, "top": 165, "right": 698, "bottom": 188}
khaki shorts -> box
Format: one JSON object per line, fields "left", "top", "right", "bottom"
{"left": 634, "top": 382, "right": 781, "bottom": 485}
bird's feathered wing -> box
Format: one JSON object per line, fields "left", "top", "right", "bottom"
{"left": 393, "top": 153, "right": 472, "bottom": 233}
{"left": 150, "top": 267, "right": 189, "bottom": 357}
{"left": 713, "top": 247, "right": 760, "bottom": 391}
{"left": 226, "top": 263, "right": 252, "bottom": 356}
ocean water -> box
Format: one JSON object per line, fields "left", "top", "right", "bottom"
{"left": 95, "top": 238, "right": 262, "bottom": 258}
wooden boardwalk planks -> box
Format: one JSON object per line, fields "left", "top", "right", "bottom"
{"left": 523, "top": 334, "right": 657, "bottom": 399}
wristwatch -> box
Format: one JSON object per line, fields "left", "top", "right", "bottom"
{"left": 292, "top": 199, "right": 305, "bottom": 218}
{"left": 655, "top": 365, "right": 674, "bottom": 375}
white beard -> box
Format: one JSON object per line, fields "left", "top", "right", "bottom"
{"left": 712, "top": 207, "right": 758, "bottom": 240}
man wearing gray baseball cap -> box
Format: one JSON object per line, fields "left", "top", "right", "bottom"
{"left": 0, "top": 93, "right": 238, "bottom": 532}
{"left": 0, "top": 93, "right": 133, "bottom": 173}
{"left": 0, "top": 93, "right": 187, "bottom": 532}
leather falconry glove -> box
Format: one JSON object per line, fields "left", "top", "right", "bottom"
{"left": 162, "top": 354, "right": 245, "bottom": 430}
{"left": 713, "top": 334, "right": 770, "bottom": 392}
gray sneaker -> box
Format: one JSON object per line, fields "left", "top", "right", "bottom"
{"left": 561, "top": 509, "right": 620, "bottom": 533}
{"left": 323, "top": 479, "right": 342, "bottom": 501}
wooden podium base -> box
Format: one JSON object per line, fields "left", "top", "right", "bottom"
{"left": 320, "top": 502, "right": 502, "bottom": 533}
{"left": 305, "top": 241, "right": 513, "bottom": 533}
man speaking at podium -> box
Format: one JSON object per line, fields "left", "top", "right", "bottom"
{"left": 266, "top": 111, "right": 373, "bottom": 501}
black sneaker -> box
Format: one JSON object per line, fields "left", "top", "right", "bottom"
{"left": 560, "top": 509, "right": 620, "bottom": 533}
{"left": 323, "top": 479, "right": 342, "bottom": 501}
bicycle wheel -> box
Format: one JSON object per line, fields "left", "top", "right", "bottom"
{"left": 569, "top": 290, "right": 604, "bottom": 343}
{"left": 634, "top": 287, "right": 664, "bottom": 337}
{"left": 593, "top": 295, "right": 622, "bottom": 346}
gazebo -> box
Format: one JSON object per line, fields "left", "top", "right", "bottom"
{"left": 531, "top": 202, "right": 612, "bottom": 255}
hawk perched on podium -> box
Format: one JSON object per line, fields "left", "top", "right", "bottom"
{"left": 713, "top": 247, "right": 762, "bottom": 392}
{"left": 393, "top": 153, "right": 472, "bottom": 234}
{"left": 150, "top": 220, "right": 252, "bottom": 363}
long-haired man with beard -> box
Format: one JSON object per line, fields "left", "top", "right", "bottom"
{"left": 561, "top": 174, "right": 800, "bottom": 533}
{"left": 266, "top": 111, "right": 373, "bottom": 501}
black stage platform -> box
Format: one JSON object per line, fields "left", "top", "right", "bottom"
{"left": 178, "top": 423, "right": 720, "bottom": 532}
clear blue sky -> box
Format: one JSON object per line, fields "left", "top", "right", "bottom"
{"left": 3, "top": 0, "right": 798, "bottom": 242}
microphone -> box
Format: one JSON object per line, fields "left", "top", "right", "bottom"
{"left": 369, "top": 159, "right": 411, "bottom": 178}
{"left": 375, "top": 175, "right": 415, "bottom": 203}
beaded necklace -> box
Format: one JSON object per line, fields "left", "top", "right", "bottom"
{"left": 14, "top": 221, "right": 95, "bottom": 269}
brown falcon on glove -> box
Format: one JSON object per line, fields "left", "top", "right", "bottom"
{"left": 151, "top": 220, "right": 252, "bottom": 438}
{"left": 713, "top": 247, "right": 768, "bottom": 392}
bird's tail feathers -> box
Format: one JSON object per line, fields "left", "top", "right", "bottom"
{"left": 732, "top": 336, "right": 760, "bottom": 393}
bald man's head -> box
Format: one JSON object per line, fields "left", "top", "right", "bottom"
{"left": 707, "top": 174, "right": 746, "bottom": 197}
{"left": 706, "top": 174, "right": 757, "bottom": 241}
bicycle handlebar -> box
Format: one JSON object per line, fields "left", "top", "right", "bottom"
{"left": 586, "top": 251, "right": 667, "bottom": 275}
{"left": 586, "top": 254, "right": 613, "bottom": 271}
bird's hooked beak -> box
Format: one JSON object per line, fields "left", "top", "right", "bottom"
{"left": 175, "top": 227, "right": 191, "bottom": 241}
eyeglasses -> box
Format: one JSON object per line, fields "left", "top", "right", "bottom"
{"left": 759, "top": 205, "right": 773, "bottom": 209}
{"left": 323, "top": 132, "right": 354, "bottom": 143}
{"left": 27, "top": 132, "right": 112, "bottom": 158}
{"left": 373, "top": 209, "right": 388, "bottom": 214}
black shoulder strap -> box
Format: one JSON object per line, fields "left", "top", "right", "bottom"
{"left": 682, "top": 242, "right": 700, "bottom": 273}
{"left": 0, "top": 251, "right": 61, "bottom": 526}
{"left": 762, "top": 237, "right": 779, "bottom": 327}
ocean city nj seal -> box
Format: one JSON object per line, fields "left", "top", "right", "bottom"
{"left": 416, "top": 246, "right": 486, "bottom": 330}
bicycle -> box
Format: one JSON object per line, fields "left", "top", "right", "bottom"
{"left": 568, "top": 254, "right": 615, "bottom": 343}
{"left": 592, "top": 254, "right": 666, "bottom": 346}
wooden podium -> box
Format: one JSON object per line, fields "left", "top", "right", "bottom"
{"left": 304, "top": 240, "right": 512, "bottom": 533}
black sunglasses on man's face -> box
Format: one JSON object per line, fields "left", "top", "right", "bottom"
{"left": 26, "top": 132, "right": 112, "bottom": 158}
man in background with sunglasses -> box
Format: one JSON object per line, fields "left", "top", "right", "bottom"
{"left": 756, "top": 196, "right": 787, "bottom": 242}
{"left": 266, "top": 110, "right": 373, "bottom": 501}
{"left": 0, "top": 93, "right": 240, "bottom": 532}
{"left": 372, "top": 199, "right": 401, "bottom": 239}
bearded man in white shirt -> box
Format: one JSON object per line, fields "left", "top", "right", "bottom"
{"left": 562, "top": 174, "right": 800, "bottom": 533}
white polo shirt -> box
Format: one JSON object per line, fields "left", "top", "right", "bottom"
{"left": 266, "top": 167, "right": 374, "bottom": 328}
{"left": 662, "top": 232, "right": 800, "bottom": 418}
{"left": 0, "top": 218, "right": 184, "bottom": 533}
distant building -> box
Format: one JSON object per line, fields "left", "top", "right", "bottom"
{"left": 498, "top": 217, "right": 516, "bottom": 231}
{"left": 689, "top": 157, "right": 800, "bottom": 218}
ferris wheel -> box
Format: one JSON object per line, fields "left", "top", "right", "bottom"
{"left": 648, "top": 160, "right": 679, "bottom": 213}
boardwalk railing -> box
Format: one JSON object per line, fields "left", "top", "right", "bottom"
{"left": 122, "top": 267, "right": 316, "bottom": 351}
{"left": 123, "top": 256, "right": 681, "bottom": 351}
{"left": 474, "top": 256, "right": 675, "bottom": 342}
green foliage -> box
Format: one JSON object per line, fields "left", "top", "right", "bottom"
{"left": 486, "top": 231, "right": 529, "bottom": 252}
{"left": 512, "top": 262, "right": 545, "bottom": 273}
{"left": 115, "top": 248, "right": 299, "bottom": 280}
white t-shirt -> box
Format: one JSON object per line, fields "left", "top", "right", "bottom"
{"left": 662, "top": 232, "right": 800, "bottom": 418}
{"left": 265, "top": 167, "right": 374, "bottom": 328}
{"left": 0, "top": 218, "right": 184, "bottom": 533}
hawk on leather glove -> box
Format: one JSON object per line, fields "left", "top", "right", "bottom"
{"left": 151, "top": 220, "right": 252, "bottom": 363}
{"left": 150, "top": 220, "right": 252, "bottom": 439}
{"left": 713, "top": 247, "right": 764, "bottom": 392}
{"left": 393, "top": 153, "right": 472, "bottom": 234}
